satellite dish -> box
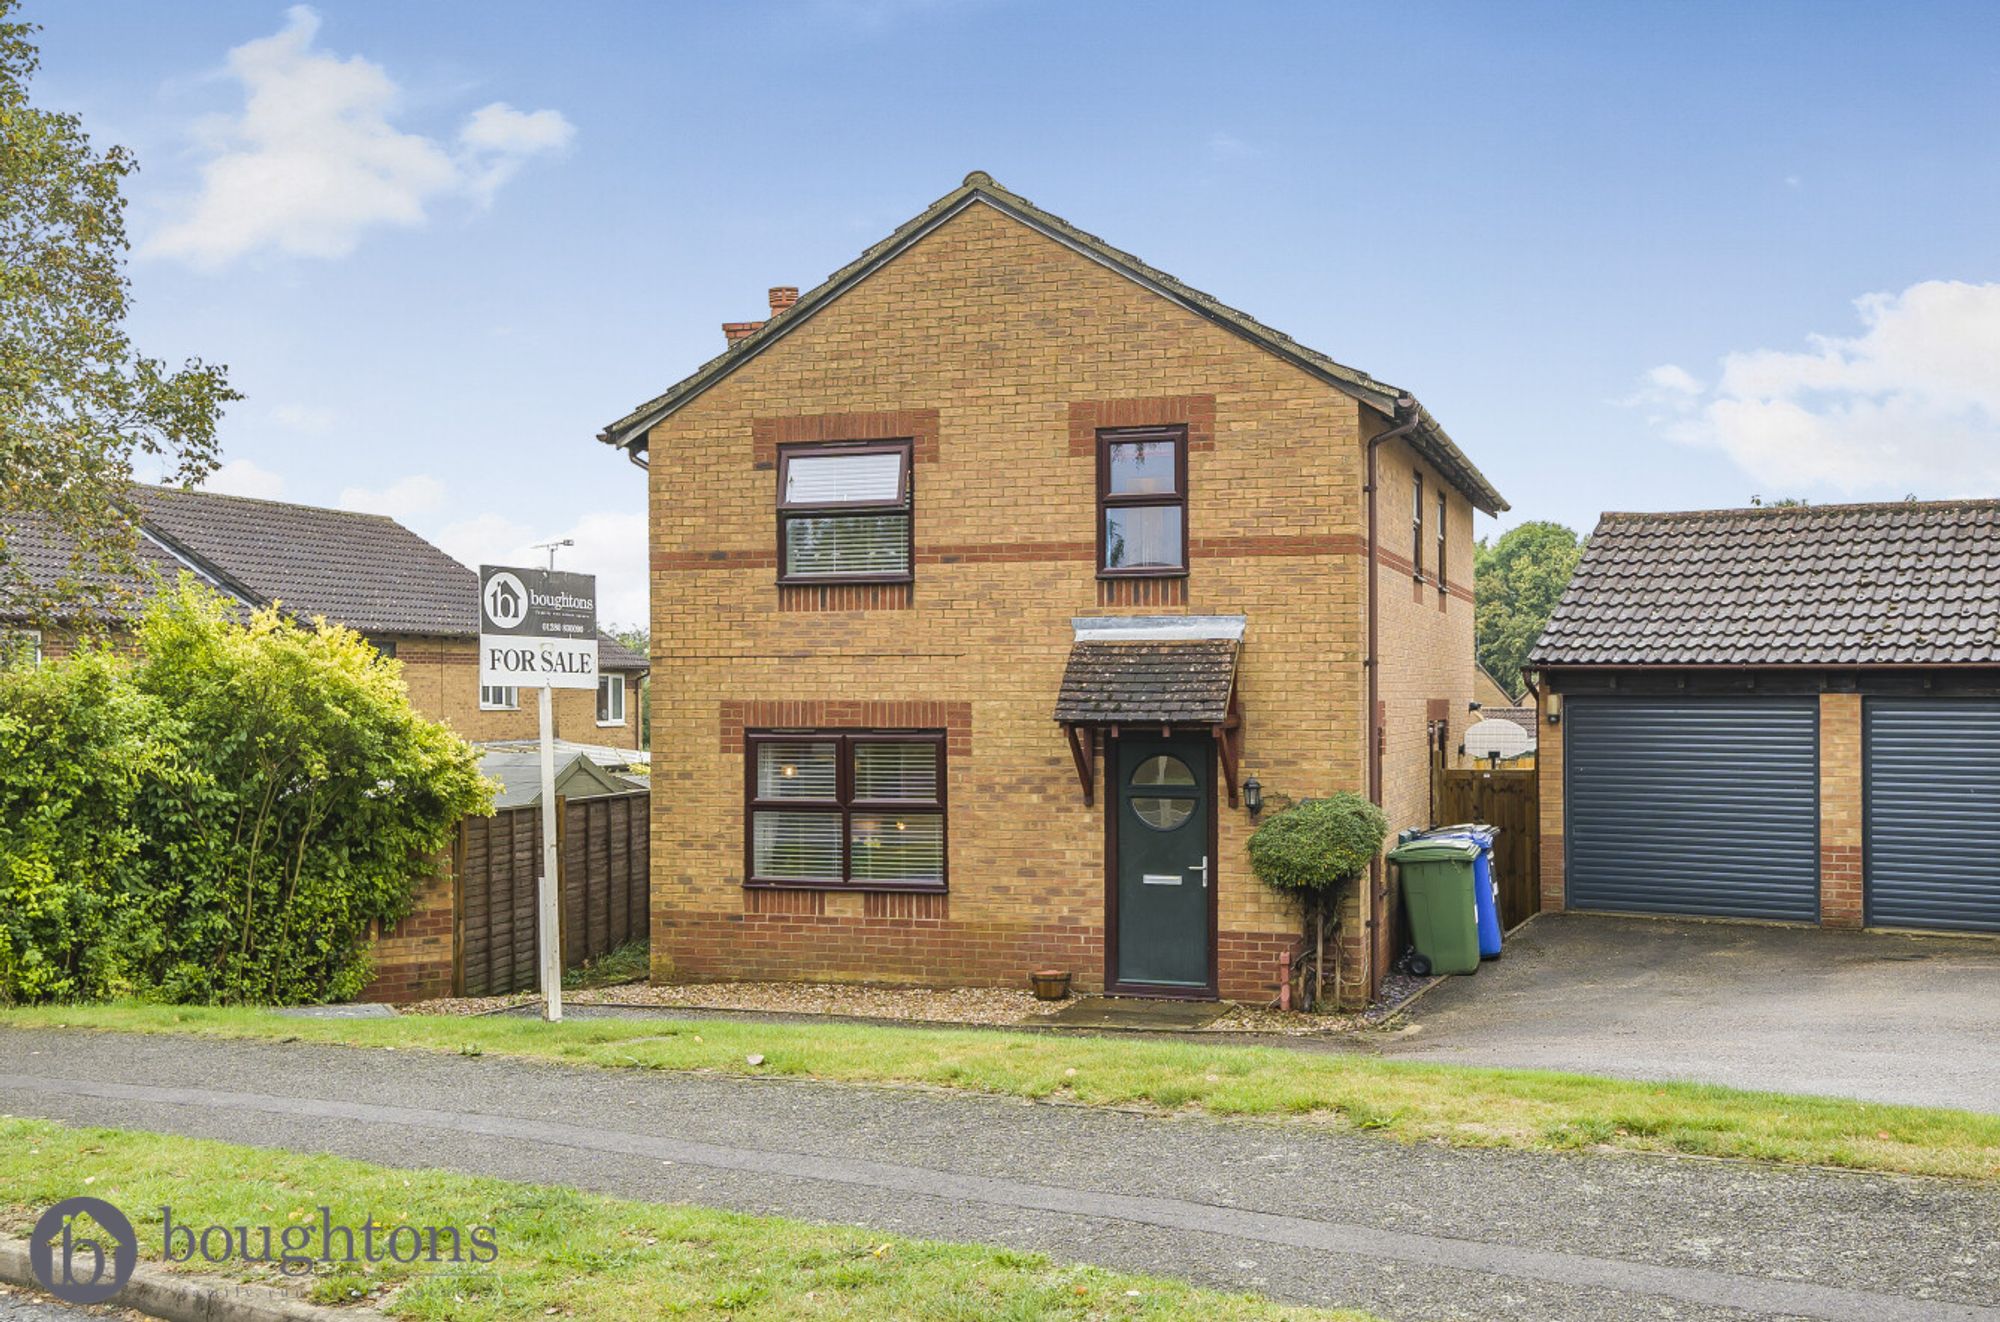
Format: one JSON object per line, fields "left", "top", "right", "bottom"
{"left": 1464, "top": 717, "right": 1535, "bottom": 762}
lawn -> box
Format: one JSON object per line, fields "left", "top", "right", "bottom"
{"left": 0, "top": 1116, "right": 1362, "bottom": 1321}
{"left": 6, "top": 1003, "right": 1999, "bottom": 1180}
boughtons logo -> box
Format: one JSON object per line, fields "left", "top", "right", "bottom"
{"left": 483, "top": 571, "right": 527, "bottom": 629}
{"left": 29, "top": 1196, "right": 137, "bottom": 1304}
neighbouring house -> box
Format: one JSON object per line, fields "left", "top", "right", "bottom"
{"left": 0, "top": 484, "right": 648, "bottom": 749}
{"left": 1530, "top": 500, "right": 2000, "bottom": 934}
{"left": 1475, "top": 661, "right": 1519, "bottom": 708}
{"left": 597, "top": 172, "right": 1505, "bottom": 1005}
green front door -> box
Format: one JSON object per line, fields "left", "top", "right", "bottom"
{"left": 1112, "top": 734, "right": 1213, "bottom": 992}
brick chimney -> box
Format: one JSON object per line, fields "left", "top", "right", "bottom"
{"left": 768, "top": 286, "right": 799, "bottom": 314}
{"left": 722, "top": 321, "right": 764, "bottom": 345}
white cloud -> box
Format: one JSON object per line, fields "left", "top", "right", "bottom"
{"left": 435, "top": 509, "right": 648, "bottom": 631}
{"left": 270, "top": 402, "right": 334, "bottom": 434}
{"left": 1634, "top": 280, "right": 2000, "bottom": 493}
{"left": 339, "top": 474, "right": 446, "bottom": 521}
{"left": 145, "top": 6, "right": 574, "bottom": 269}
{"left": 1205, "top": 130, "right": 1263, "bottom": 163}
{"left": 203, "top": 458, "right": 289, "bottom": 500}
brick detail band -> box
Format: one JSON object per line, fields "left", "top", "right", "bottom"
{"left": 746, "top": 888, "right": 826, "bottom": 916}
{"left": 865, "top": 891, "right": 949, "bottom": 920}
{"left": 778, "top": 582, "right": 913, "bottom": 612}
{"left": 1098, "top": 577, "right": 1187, "bottom": 607}
{"left": 752, "top": 408, "right": 941, "bottom": 468}
{"left": 719, "top": 699, "right": 972, "bottom": 753}
{"left": 659, "top": 532, "right": 1369, "bottom": 574}
{"left": 1068, "top": 395, "right": 1216, "bottom": 456}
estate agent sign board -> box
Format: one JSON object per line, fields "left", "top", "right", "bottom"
{"left": 479, "top": 566, "right": 597, "bottom": 690}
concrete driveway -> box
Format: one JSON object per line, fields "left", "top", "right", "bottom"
{"left": 1379, "top": 912, "right": 2000, "bottom": 1113}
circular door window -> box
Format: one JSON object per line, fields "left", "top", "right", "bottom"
{"left": 1132, "top": 796, "right": 1194, "bottom": 830}
{"left": 1132, "top": 755, "right": 1195, "bottom": 787}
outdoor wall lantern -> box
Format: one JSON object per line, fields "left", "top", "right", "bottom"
{"left": 1243, "top": 776, "right": 1263, "bottom": 817}
{"left": 1545, "top": 693, "right": 1562, "bottom": 725}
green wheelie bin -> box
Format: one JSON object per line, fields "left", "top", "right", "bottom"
{"left": 1387, "top": 837, "right": 1482, "bottom": 976}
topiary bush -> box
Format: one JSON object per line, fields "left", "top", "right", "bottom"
{"left": 1246, "top": 792, "right": 1389, "bottom": 1011}
{"left": 1247, "top": 792, "right": 1388, "bottom": 894}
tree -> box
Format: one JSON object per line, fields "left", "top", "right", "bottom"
{"left": 611, "top": 624, "right": 650, "bottom": 750}
{"left": 1247, "top": 793, "right": 1387, "bottom": 1010}
{"left": 1474, "top": 521, "right": 1584, "bottom": 697}
{"left": 0, "top": 4, "right": 237, "bottom": 625}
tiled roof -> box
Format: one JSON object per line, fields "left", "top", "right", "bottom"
{"left": 1487, "top": 707, "right": 1539, "bottom": 735}
{"left": 1054, "top": 638, "right": 1239, "bottom": 724}
{"left": 6, "top": 486, "right": 649, "bottom": 671}
{"left": 135, "top": 485, "right": 479, "bottom": 636}
{"left": 1531, "top": 501, "right": 2000, "bottom": 667}
{"left": 600, "top": 171, "right": 1505, "bottom": 515}
{"left": 1, "top": 509, "right": 192, "bottom": 617}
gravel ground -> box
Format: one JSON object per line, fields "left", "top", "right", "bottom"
{"left": 400, "top": 974, "right": 1429, "bottom": 1034}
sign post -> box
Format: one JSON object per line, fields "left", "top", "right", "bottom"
{"left": 479, "top": 565, "right": 598, "bottom": 1023}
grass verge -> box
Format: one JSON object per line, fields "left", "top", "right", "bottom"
{"left": 5, "top": 1004, "right": 1998, "bottom": 1180}
{"left": 0, "top": 1116, "right": 1361, "bottom": 1320}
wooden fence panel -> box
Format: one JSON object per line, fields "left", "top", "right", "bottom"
{"left": 1432, "top": 767, "right": 1540, "bottom": 930}
{"left": 457, "top": 792, "right": 649, "bottom": 996}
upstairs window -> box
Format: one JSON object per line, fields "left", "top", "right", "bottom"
{"left": 746, "top": 730, "right": 946, "bottom": 891}
{"left": 1412, "top": 471, "right": 1425, "bottom": 577}
{"left": 777, "top": 441, "right": 912, "bottom": 583}
{"left": 1098, "top": 426, "right": 1188, "bottom": 576}
{"left": 597, "top": 673, "right": 626, "bottom": 725}
{"left": 1436, "top": 490, "right": 1448, "bottom": 589}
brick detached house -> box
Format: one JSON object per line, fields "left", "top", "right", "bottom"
{"left": 1, "top": 484, "right": 648, "bottom": 748}
{"left": 599, "top": 173, "right": 1504, "bottom": 1005}
{"left": 1532, "top": 501, "right": 2000, "bottom": 936}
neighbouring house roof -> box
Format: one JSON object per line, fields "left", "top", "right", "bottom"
{"left": 1486, "top": 707, "right": 1540, "bottom": 736}
{"left": 479, "top": 748, "right": 646, "bottom": 809}
{"left": 1055, "top": 617, "right": 1243, "bottom": 724}
{"left": 1475, "top": 662, "right": 1520, "bottom": 705}
{"left": 3, "top": 486, "right": 649, "bottom": 672}
{"left": 1531, "top": 501, "right": 2000, "bottom": 668}
{"left": 0, "top": 507, "right": 203, "bottom": 620}
{"left": 598, "top": 171, "right": 1507, "bottom": 516}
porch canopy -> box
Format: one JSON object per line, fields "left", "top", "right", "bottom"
{"left": 1053, "top": 615, "right": 1244, "bottom": 807}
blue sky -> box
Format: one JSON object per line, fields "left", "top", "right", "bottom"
{"left": 31, "top": 0, "right": 2000, "bottom": 626}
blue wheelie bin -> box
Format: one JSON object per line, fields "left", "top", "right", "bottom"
{"left": 1423, "top": 825, "right": 1501, "bottom": 960}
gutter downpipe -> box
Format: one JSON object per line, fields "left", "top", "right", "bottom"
{"left": 1361, "top": 398, "right": 1424, "bottom": 1004}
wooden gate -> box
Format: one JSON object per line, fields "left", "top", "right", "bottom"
{"left": 457, "top": 791, "right": 649, "bottom": 996}
{"left": 1432, "top": 765, "right": 1539, "bottom": 929}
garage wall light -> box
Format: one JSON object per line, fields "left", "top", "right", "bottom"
{"left": 1546, "top": 693, "right": 1562, "bottom": 725}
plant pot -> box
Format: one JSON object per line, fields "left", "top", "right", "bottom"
{"left": 1030, "top": 969, "right": 1072, "bottom": 1002}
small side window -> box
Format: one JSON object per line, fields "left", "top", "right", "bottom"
{"left": 1098, "top": 426, "right": 1188, "bottom": 577}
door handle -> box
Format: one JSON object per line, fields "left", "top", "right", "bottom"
{"left": 1191, "top": 855, "right": 1209, "bottom": 888}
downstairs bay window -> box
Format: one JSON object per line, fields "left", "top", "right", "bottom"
{"left": 745, "top": 730, "right": 946, "bottom": 890}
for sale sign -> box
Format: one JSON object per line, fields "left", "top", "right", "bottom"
{"left": 479, "top": 565, "right": 598, "bottom": 689}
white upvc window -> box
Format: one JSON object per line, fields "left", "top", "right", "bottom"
{"left": 597, "top": 673, "right": 626, "bottom": 725}
{"left": 1, "top": 629, "right": 42, "bottom": 668}
{"left": 480, "top": 684, "right": 519, "bottom": 711}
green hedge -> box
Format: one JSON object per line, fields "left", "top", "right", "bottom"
{"left": 0, "top": 582, "right": 492, "bottom": 1004}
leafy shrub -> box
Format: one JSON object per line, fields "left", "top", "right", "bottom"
{"left": 1246, "top": 792, "right": 1388, "bottom": 893}
{"left": 0, "top": 582, "right": 492, "bottom": 1004}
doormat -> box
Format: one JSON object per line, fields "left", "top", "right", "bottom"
{"left": 1043, "top": 996, "right": 1229, "bottom": 1031}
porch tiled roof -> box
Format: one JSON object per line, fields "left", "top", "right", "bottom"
{"left": 1054, "top": 638, "right": 1239, "bottom": 724}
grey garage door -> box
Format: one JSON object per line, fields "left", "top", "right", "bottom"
{"left": 1865, "top": 698, "right": 2000, "bottom": 932}
{"left": 1566, "top": 696, "right": 1819, "bottom": 920}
